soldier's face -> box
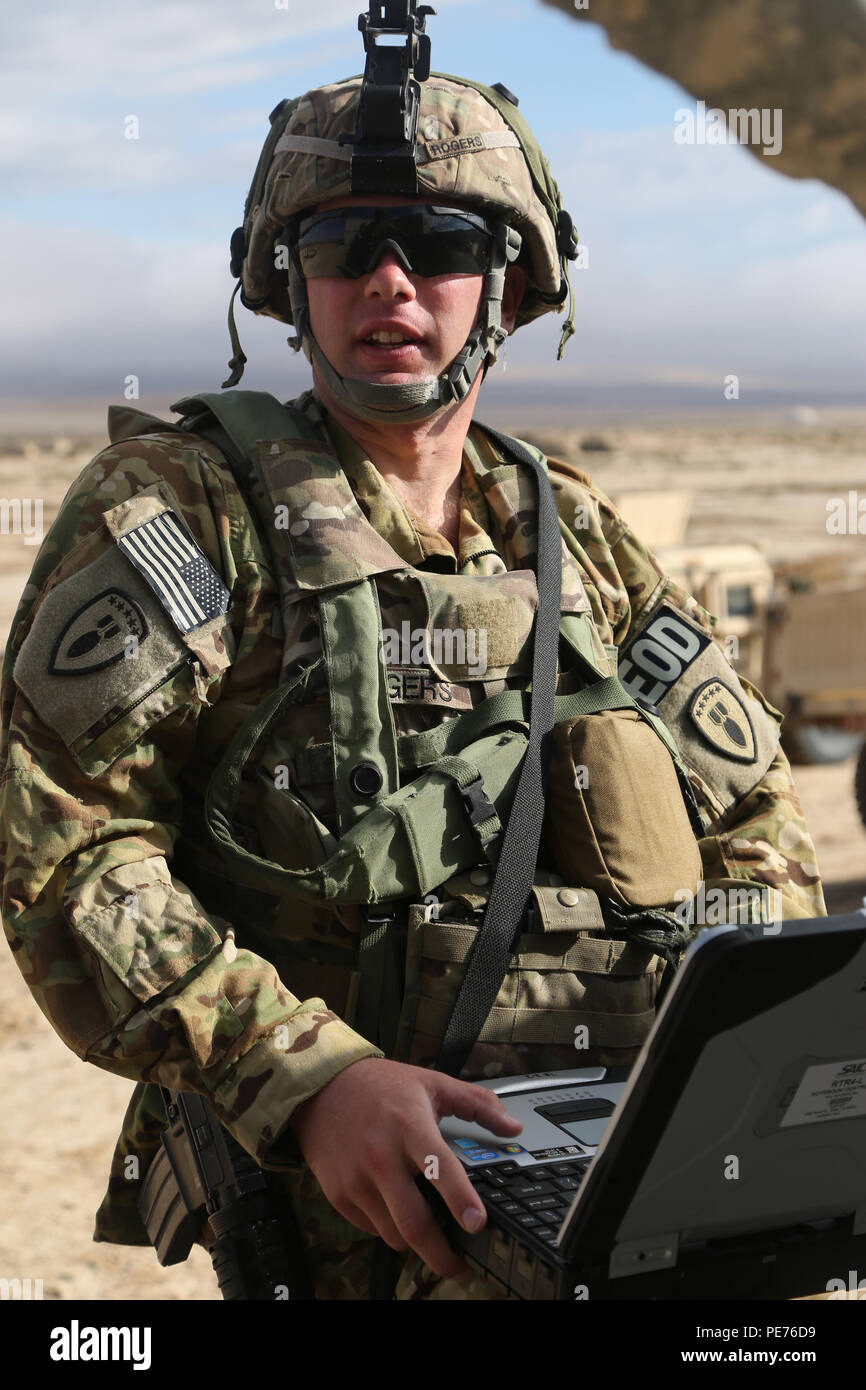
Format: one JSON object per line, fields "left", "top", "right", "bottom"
{"left": 304, "top": 194, "right": 517, "bottom": 387}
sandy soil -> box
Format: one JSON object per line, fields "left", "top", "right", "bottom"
{"left": 0, "top": 427, "right": 863, "bottom": 1302}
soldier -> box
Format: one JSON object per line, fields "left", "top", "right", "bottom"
{"left": 0, "top": 9, "right": 825, "bottom": 1302}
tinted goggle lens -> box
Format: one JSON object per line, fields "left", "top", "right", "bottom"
{"left": 295, "top": 206, "right": 494, "bottom": 278}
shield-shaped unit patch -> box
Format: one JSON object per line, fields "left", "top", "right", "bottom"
{"left": 49, "top": 589, "right": 149, "bottom": 676}
{"left": 689, "top": 678, "right": 757, "bottom": 763}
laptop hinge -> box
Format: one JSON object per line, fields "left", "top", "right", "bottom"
{"left": 609, "top": 1233, "right": 679, "bottom": 1279}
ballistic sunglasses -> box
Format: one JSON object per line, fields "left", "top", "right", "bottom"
{"left": 294, "top": 204, "right": 496, "bottom": 279}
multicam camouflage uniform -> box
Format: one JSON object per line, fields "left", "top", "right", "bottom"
{"left": 0, "top": 60, "right": 827, "bottom": 1299}
{"left": 0, "top": 385, "right": 825, "bottom": 1300}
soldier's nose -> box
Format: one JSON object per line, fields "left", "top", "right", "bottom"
{"left": 364, "top": 249, "right": 417, "bottom": 299}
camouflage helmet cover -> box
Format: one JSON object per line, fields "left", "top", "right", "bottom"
{"left": 238, "top": 73, "right": 574, "bottom": 337}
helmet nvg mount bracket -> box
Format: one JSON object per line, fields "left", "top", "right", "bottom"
{"left": 224, "top": 0, "right": 579, "bottom": 421}
{"left": 348, "top": 0, "right": 435, "bottom": 197}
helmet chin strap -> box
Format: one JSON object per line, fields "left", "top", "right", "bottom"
{"left": 284, "top": 221, "right": 522, "bottom": 425}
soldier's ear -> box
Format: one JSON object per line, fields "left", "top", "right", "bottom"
{"left": 501, "top": 264, "right": 526, "bottom": 335}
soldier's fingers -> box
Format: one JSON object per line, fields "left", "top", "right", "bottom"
{"left": 379, "top": 1166, "right": 472, "bottom": 1282}
{"left": 331, "top": 1194, "right": 380, "bottom": 1240}
{"left": 408, "top": 1140, "right": 486, "bottom": 1237}
{"left": 432, "top": 1075, "right": 523, "bottom": 1136}
{"left": 353, "top": 1182, "right": 410, "bottom": 1253}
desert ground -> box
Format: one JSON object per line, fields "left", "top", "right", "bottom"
{"left": 0, "top": 418, "right": 864, "bottom": 1300}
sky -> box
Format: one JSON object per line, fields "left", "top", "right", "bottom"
{"left": 2, "top": 0, "right": 865, "bottom": 423}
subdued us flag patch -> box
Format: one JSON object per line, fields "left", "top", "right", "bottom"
{"left": 116, "top": 512, "right": 231, "bottom": 634}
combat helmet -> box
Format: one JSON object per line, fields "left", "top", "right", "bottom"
{"left": 224, "top": 2, "right": 579, "bottom": 423}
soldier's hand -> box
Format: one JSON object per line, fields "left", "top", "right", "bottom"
{"left": 288, "top": 1057, "right": 523, "bottom": 1282}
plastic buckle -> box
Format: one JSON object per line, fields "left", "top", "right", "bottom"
{"left": 458, "top": 775, "right": 498, "bottom": 848}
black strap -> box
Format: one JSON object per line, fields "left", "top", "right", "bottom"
{"left": 435, "top": 425, "right": 563, "bottom": 1077}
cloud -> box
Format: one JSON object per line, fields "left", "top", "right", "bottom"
{"left": 514, "top": 122, "right": 866, "bottom": 389}
{"left": 3, "top": 190, "right": 862, "bottom": 404}
{"left": 3, "top": 1, "right": 864, "bottom": 401}
{"left": 5, "top": 2, "right": 372, "bottom": 84}
{"left": 0, "top": 212, "right": 316, "bottom": 403}
{"left": 0, "top": 0, "right": 477, "bottom": 192}
{"left": 551, "top": 121, "right": 865, "bottom": 233}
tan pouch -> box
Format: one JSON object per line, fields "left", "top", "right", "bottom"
{"left": 392, "top": 876, "right": 665, "bottom": 1081}
{"left": 546, "top": 708, "right": 702, "bottom": 910}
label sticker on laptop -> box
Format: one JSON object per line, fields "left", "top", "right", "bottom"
{"left": 779, "top": 1057, "right": 866, "bottom": 1128}
{"left": 529, "top": 1146, "right": 584, "bottom": 1160}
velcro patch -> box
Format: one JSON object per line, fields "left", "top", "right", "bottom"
{"left": 618, "top": 603, "right": 710, "bottom": 707}
{"left": 49, "top": 589, "right": 148, "bottom": 676}
{"left": 618, "top": 593, "right": 780, "bottom": 820}
{"left": 452, "top": 597, "right": 529, "bottom": 676}
{"left": 13, "top": 544, "right": 190, "bottom": 748}
{"left": 116, "top": 511, "right": 231, "bottom": 635}
{"left": 689, "top": 678, "right": 757, "bottom": 763}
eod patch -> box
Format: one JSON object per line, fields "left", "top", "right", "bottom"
{"left": 618, "top": 603, "right": 710, "bottom": 707}
{"left": 617, "top": 594, "right": 780, "bottom": 822}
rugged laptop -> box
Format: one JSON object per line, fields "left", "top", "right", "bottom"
{"left": 437, "top": 913, "right": 866, "bottom": 1299}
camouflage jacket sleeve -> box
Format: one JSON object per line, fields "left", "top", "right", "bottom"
{"left": 551, "top": 456, "right": 827, "bottom": 923}
{"left": 0, "top": 432, "right": 382, "bottom": 1167}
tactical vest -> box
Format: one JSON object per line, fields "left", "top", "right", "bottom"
{"left": 107, "top": 390, "right": 704, "bottom": 1081}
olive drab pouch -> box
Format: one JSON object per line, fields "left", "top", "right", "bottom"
{"left": 546, "top": 707, "right": 703, "bottom": 909}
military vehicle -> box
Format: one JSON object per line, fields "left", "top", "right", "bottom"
{"left": 613, "top": 491, "right": 866, "bottom": 830}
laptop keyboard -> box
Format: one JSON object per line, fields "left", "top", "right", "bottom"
{"left": 466, "top": 1158, "right": 590, "bottom": 1249}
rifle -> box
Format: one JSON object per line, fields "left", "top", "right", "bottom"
{"left": 138, "top": 1088, "right": 314, "bottom": 1301}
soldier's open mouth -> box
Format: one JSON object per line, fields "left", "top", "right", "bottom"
{"left": 358, "top": 339, "right": 424, "bottom": 359}
{"left": 356, "top": 321, "right": 425, "bottom": 353}
{"left": 363, "top": 331, "right": 420, "bottom": 344}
